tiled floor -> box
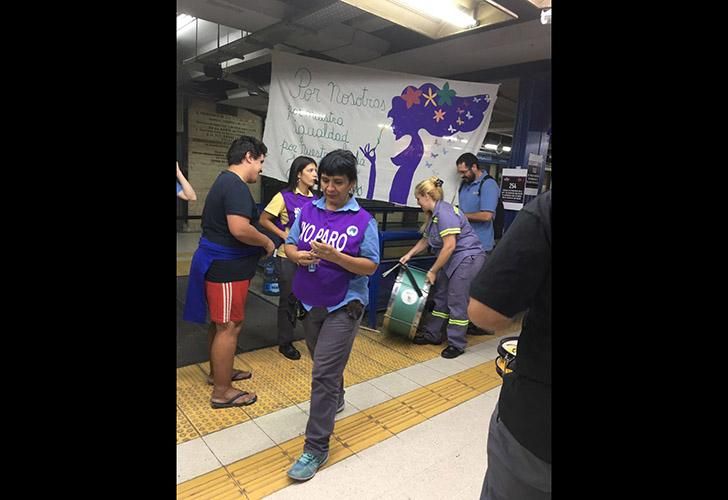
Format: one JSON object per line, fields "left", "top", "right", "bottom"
{"left": 177, "top": 229, "right": 523, "bottom": 499}
{"left": 177, "top": 333, "right": 512, "bottom": 499}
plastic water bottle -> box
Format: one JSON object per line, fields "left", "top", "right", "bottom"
{"left": 308, "top": 240, "right": 320, "bottom": 272}
{"left": 263, "top": 257, "right": 280, "bottom": 296}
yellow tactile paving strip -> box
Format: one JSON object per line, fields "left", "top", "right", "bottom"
{"left": 177, "top": 405, "right": 201, "bottom": 445}
{"left": 177, "top": 326, "right": 513, "bottom": 444}
{"left": 177, "top": 467, "right": 246, "bottom": 499}
{"left": 351, "top": 332, "right": 418, "bottom": 369}
{"left": 177, "top": 365, "right": 252, "bottom": 440}
{"left": 177, "top": 359, "right": 503, "bottom": 499}
{"left": 197, "top": 359, "right": 298, "bottom": 420}
{"left": 227, "top": 347, "right": 313, "bottom": 405}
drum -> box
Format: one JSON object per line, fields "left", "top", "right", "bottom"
{"left": 382, "top": 264, "right": 431, "bottom": 340}
{"left": 495, "top": 336, "right": 518, "bottom": 378}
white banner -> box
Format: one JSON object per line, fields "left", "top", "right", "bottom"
{"left": 263, "top": 51, "right": 499, "bottom": 207}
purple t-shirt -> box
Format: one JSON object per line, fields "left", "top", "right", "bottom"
{"left": 274, "top": 190, "right": 315, "bottom": 231}
{"left": 292, "top": 201, "right": 373, "bottom": 307}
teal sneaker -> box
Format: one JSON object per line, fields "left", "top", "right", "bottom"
{"left": 287, "top": 451, "right": 329, "bottom": 481}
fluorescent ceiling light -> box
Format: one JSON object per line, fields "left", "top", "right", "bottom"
{"left": 177, "top": 14, "right": 196, "bottom": 31}
{"left": 483, "top": 143, "right": 511, "bottom": 153}
{"left": 340, "top": 0, "right": 517, "bottom": 40}
{"left": 394, "top": 0, "right": 476, "bottom": 28}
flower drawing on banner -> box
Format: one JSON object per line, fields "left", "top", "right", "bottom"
{"left": 400, "top": 86, "right": 423, "bottom": 109}
{"left": 423, "top": 88, "right": 438, "bottom": 107}
{"left": 437, "top": 82, "right": 456, "bottom": 106}
{"left": 386, "top": 82, "right": 491, "bottom": 204}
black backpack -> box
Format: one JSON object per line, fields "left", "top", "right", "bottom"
{"left": 459, "top": 174, "right": 505, "bottom": 240}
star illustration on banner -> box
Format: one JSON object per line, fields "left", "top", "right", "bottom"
{"left": 423, "top": 87, "right": 438, "bottom": 107}
{"left": 437, "top": 82, "right": 456, "bottom": 106}
{"left": 433, "top": 108, "right": 446, "bottom": 122}
{"left": 448, "top": 124, "right": 456, "bottom": 133}
{"left": 456, "top": 107, "right": 464, "bottom": 114}
{"left": 473, "top": 96, "right": 481, "bottom": 103}
{"left": 456, "top": 117, "right": 464, "bottom": 126}
{"left": 466, "top": 111, "right": 473, "bottom": 119}
{"left": 400, "top": 86, "right": 423, "bottom": 109}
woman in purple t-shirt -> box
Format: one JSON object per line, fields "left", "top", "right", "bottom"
{"left": 259, "top": 156, "right": 318, "bottom": 361}
{"left": 283, "top": 149, "right": 380, "bottom": 482}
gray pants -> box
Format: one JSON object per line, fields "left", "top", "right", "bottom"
{"left": 302, "top": 304, "right": 362, "bottom": 456}
{"left": 420, "top": 253, "right": 486, "bottom": 350}
{"left": 480, "top": 406, "right": 551, "bottom": 500}
{"left": 274, "top": 256, "right": 298, "bottom": 347}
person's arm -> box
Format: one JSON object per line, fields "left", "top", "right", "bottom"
{"left": 399, "top": 237, "right": 429, "bottom": 265}
{"left": 260, "top": 193, "right": 289, "bottom": 241}
{"left": 259, "top": 212, "right": 288, "bottom": 241}
{"left": 464, "top": 211, "right": 494, "bottom": 222}
{"left": 310, "top": 240, "right": 377, "bottom": 275}
{"left": 176, "top": 162, "right": 197, "bottom": 201}
{"left": 464, "top": 178, "right": 498, "bottom": 222}
{"left": 467, "top": 298, "right": 515, "bottom": 332}
{"left": 468, "top": 196, "right": 550, "bottom": 330}
{"left": 308, "top": 218, "right": 380, "bottom": 276}
{"left": 283, "top": 217, "right": 319, "bottom": 266}
{"left": 226, "top": 214, "right": 275, "bottom": 257}
{"left": 426, "top": 234, "right": 455, "bottom": 284}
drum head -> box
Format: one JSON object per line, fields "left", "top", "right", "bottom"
{"left": 497, "top": 336, "right": 519, "bottom": 359}
{"left": 383, "top": 265, "right": 431, "bottom": 339}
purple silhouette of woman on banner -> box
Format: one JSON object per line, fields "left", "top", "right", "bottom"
{"left": 386, "top": 83, "right": 491, "bottom": 204}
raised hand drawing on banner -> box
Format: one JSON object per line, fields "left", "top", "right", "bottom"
{"left": 359, "top": 142, "right": 378, "bottom": 199}
{"left": 386, "top": 82, "right": 491, "bottom": 204}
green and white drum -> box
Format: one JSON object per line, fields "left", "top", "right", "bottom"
{"left": 382, "top": 264, "right": 431, "bottom": 340}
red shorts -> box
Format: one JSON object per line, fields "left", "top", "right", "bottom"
{"left": 205, "top": 280, "right": 250, "bottom": 324}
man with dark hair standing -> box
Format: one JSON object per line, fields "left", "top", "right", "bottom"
{"left": 184, "top": 135, "right": 275, "bottom": 409}
{"left": 455, "top": 152, "right": 499, "bottom": 252}
{"left": 456, "top": 152, "right": 500, "bottom": 336}
{"left": 468, "top": 190, "right": 551, "bottom": 500}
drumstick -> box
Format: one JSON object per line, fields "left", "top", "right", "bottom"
{"left": 382, "top": 262, "right": 403, "bottom": 278}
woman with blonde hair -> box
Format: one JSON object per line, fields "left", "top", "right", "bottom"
{"left": 399, "top": 176, "right": 486, "bottom": 358}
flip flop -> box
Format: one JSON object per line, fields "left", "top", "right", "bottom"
{"left": 206, "top": 369, "right": 252, "bottom": 385}
{"left": 210, "top": 391, "right": 257, "bottom": 409}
